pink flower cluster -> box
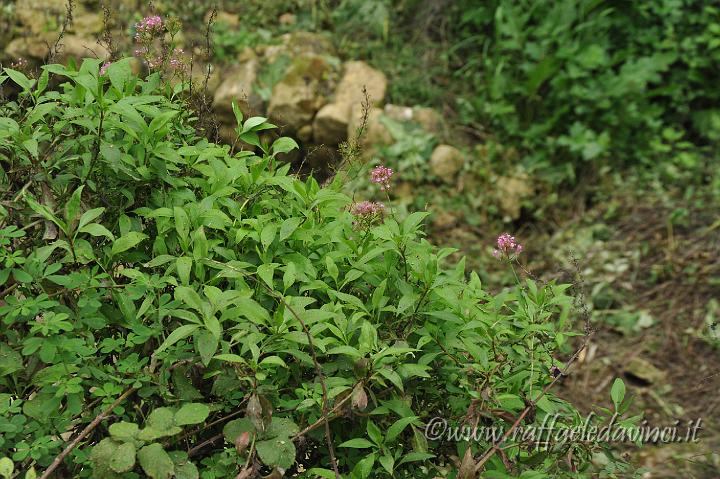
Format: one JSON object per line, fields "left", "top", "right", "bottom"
{"left": 349, "top": 201, "right": 385, "bottom": 229}
{"left": 169, "top": 48, "right": 186, "bottom": 70}
{"left": 135, "top": 15, "right": 163, "bottom": 37}
{"left": 99, "top": 61, "right": 111, "bottom": 76}
{"left": 351, "top": 201, "right": 385, "bottom": 217}
{"left": 370, "top": 165, "right": 393, "bottom": 191}
{"left": 493, "top": 233, "right": 523, "bottom": 259}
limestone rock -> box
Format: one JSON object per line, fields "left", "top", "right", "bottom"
{"left": 6, "top": 34, "right": 109, "bottom": 62}
{"left": 5, "top": 36, "right": 53, "bottom": 60}
{"left": 496, "top": 172, "right": 532, "bottom": 220}
{"left": 262, "top": 32, "right": 334, "bottom": 63}
{"left": 624, "top": 357, "right": 666, "bottom": 385}
{"left": 335, "top": 61, "right": 387, "bottom": 109}
{"left": 207, "top": 10, "right": 240, "bottom": 27}
{"left": 267, "top": 54, "right": 330, "bottom": 134}
{"left": 429, "top": 145, "right": 464, "bottom": 181}
{"left": 384, "top": 104, "right": 443, "bottom": 134}
{"left": 347, "top": 104, "right": 393, "bottom": 154}
{"left": 57, "top": 35, "right": 110, "bottom": 62}
{"left": 213, "top": 59, "right": 262, "bottom": 125}
{"left": 313, "top": 103, "right": 349, "bottom": 145}
{"left": 71, "top": 12, "right": 104, "bottom": 35}
{"left": 279, "top": 13, "right": 297, "bottom": 26}
{"left": 16, "top": 0, "right": 66, "bottom": 35}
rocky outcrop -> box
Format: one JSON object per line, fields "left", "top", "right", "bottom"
{"left": 384, "top": 104, "right": 443, "bottom": 134}
{"left": 5, "top": 35, "right": 109, "bottom": 63}
{"left": 429, "top": 145, "right": 465, "bottom": 181}
{"left": 313, "top": 61, "right": 387, "bottom": 145}
{"left": 267, "top": 54, "right": 332, "bottom": 134}
{"left": 496, "top": 172, "right": 532, "bottom": 220}
{"left": 213, "top": 58, "right": 262, "bottom": 126}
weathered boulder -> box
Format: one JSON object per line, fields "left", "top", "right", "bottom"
{"left": 279, "top": 13, "right": 297, "bottom": 26}
{"left": 267, "top": 54, "right": 331, "bottom": 134}
{"left": 335, "top": 61, "right": 387, "bottom": 109}
{"left": 213, "top": 58, "right": 262, "bottom": 125}
{"left": 429, "top": 145, "right": 464, "bottom": 181}
{"left": 347, "top": 104, "right": 393, "bottom": 154}
{"left": 5, "top": 36, "right": 54, "bottom": 60}
{"left": 57, "top": 35, "right": 110, "bottom": 62}
{"left": 71, "top": 12, "right": 104, "bottom": 35}
{"left": 5, "top": 34, "right": 109, "bottom": 62}
{"left": 384, "top": 104, "right": 443, "bottom": 135}
{"left": 15, "top": 0, "right": 67, "bottom": 35}
{"left": 206, "top": 10, "right": 240, "bottom": 27}
{"left": 262, "top": 31, "right": 334, "bottom": 63}
{"left": 311, "top": 61, "right": 387, "bottom": 146}
{"left": 624, "top": 357, "right": 666, "bottom": 385}
{"left": 496, "top": 172, "right": 532, "bottom": 220}
{"left": 313, "top": 103, "right": 349, "bottom": 145}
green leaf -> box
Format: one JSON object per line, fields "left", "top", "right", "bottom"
{"left": 90, "top": 438, "right": 123, "bottom": 479}
{"left": 279, "top": 217, "right": 302, "bottom": 241}
{"left": 4, "top": 68, "right": 33, "bottom": 91}
{"left": 174, "top": 286, "right": 204, "bottom": 312}
{"left": 108, "top": 422, "right": 139, "bottom": 442}
{"left": 138, "top": 444, "right": 174, "bottom": 479}
{"left": 231, "top": 100, "right": 243, "bottom": 125}
{"left": 213, "top": 353, "right": 246, "bottom": 363}
{"left": 338, "top": 438, "right": 375, "bottom": 448}
{"left": 154, "top": 325, "right": 200, "bottom": 355}
{"left": 109, "top": 442, "right": 136, "bottom": 473}
{"left": 65, "top": 186, "right": 84, "bottom": 226}
{"left": 174, "top": 207, "right": 190, "bottom": 242}
{"left": 107, "top": 58, "right": 132, "bottom": 91}
{"left": 0, "top": 457, "right": 14, "bottom": 479}
{"left": 174, "top": 403, "right": 210, "bottom": 426}
{"left": 611, "top": 378, "right": 626, "bottom": 410}
{"left": 260, "top": 224, "right": 276, "bottom": 250}
{"left": 223, "top": 418, "right": 255, "bottom": 443}
{"left": 78, "top": 223, "right": 114, "bottom": 240}
{"left": 255, "top": 437, "right": 296, "bottom": 469}
{"left": 176, "top": 256, "right": 192, "bottom": 285}
{"left": 171, "top": 455, "right": 199, "bottom": 479}
{"left": 111, "top": 232, "right": 148, "bottom": 256}
{"left": 259, "top": 356, "right": 287, "bottom": 368}
{"left": 256, "top": 263, "right": 275, "bottom": 289}
{"left": 195, "top": 330, "right": 218, "bottom": 366}
{"left": 385, "top": 416, "right": 418, "bottom": 443}
{"left": 272, "top": 137, "right": 299, "bottom": 155}
{"left": 379, "top": 454, "right": 395, "bottom": 474}
{"left": 242, "top": 116, "right": 268, "bottom": 133}
{"left": 0, "top": 343, "right": 22, "bottom": 377}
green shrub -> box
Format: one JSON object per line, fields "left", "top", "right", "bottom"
{"left": 451, "top": 0, "right": 719, "bottom": 184}
{"left": 0, "top": 59, "right": 634, "bottom": 478}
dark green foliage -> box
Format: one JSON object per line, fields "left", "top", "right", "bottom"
{"left": 0, "top": 59, "right": 635, "bottom": 478}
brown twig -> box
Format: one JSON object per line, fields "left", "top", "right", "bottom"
{"left": 187, "top": 432, "right": 224, "bottom": 458}
{"left": 473, "top": 334, "right": 593, "bottom": 473}
{"left": 39, "top": 387, "right": 136, "bottom": 479}
{"left": 292, "top": 384, "right": 358, "bottom": 440}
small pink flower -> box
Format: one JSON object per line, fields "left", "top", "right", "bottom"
{"left": 493, "top": 233, "right": 523, "bottom": 259}
{"left": 370, "top": 165, "right": 393, "bottom": 191}
{"left": 99, "top": 61, "right": 111, "bottom": 76}
{"left": 349, "top": 201, "right": 385, "bottom": 229}
{"left": 350, "top": 201, "right": 385, "bottom": 217}
{"left": 169, "top": 48, "right": 186, "bottom": 70}
{"left": 135, "top": 15, "right": 163, "bottom": 39}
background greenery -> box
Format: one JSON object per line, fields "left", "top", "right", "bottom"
{"left": 0, "top": 0, "right": 719, "bottom": 477}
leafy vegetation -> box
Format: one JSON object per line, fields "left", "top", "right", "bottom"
{"left": 0, "top": 58, "right": 637, "bottom": 478}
